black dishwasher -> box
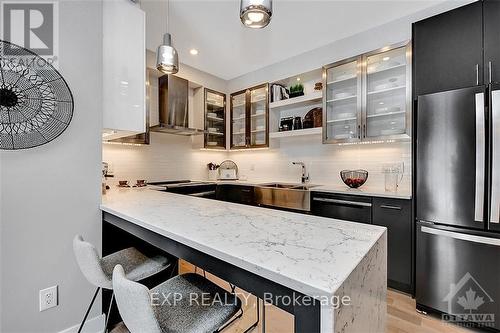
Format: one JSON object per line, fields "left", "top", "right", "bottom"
{"left": 311, "top": 192, "right": 372, "bottom": 224}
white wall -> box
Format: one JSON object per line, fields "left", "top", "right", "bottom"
{"left": 0, "top": 1, "right": 103, "bottom": 332}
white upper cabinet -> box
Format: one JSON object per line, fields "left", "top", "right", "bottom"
{"left": 102, "top": 0, "right": 146, "bottom": 137}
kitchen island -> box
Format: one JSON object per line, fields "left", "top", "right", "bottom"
{"left": 101, "top": 187, "right": 387, "bottom": 333}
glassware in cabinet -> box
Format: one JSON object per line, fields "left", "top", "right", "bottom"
{"left": 204, "top": 89, "right": 226, "bottom": 149}
{"left": 323, "top": 57, "right": 362, "bottom": 143}
{"left": 363, "top": 44, "right": 411, "bottom": 139}
{"left": 231, "top": 91, "right": 247, "bottom": 148}
{"left": 249, "top": 85, "right": 268, "bottom": 147}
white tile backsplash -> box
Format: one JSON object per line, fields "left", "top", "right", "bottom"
{"left": 103, "top": 133, "right": 411, "bottom": 191}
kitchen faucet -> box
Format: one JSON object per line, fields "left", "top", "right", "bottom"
{"left": 292, "top": 162, "right": 310, "bottom": 184}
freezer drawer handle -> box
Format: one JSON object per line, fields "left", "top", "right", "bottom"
{"left": 491, "top": 90, "right": 500, "bottom": 224}
{"left": 474, "top": 92, "right": 485, "bottom": 222}
{"left": 421, "top": 226, "right": 500, "bottom": 246}
{"left": 312, "top": 197, "right": 372, "bottom": 207}
{"left": 189, "top": 190, "right": 216, "bottom": 197}
{"left": 379, "top": 204, "right": 402, "bottom": 211}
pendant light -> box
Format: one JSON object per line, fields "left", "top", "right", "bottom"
{"left": 156, "top": 0, "right": 179, "bottom": 74}
{"left": 240, "top": 0, "right": 272, "bottom": 29}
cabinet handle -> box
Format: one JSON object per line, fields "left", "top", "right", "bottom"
{"left": 489, "top": 61, "right": 493, "bottom": 84}
{"left": 241, "top": 189, "right": 251, "bottom": 193}
{"left": 358, "top": 125, "right": 361, "bottom": 139}
{"left": 380, "top": 204, "right": 402, "bottom": 210}
{"left": 313, "top": 197, "right": 372, "bottom": 207}
{"left": 363, "top": 124, "right": 367, "bottom": 138}
{"left": 476, "top": 64, "right": 479, "bottom": 85}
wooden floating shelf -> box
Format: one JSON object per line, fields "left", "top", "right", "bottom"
{"left": 269, "top": 91, "right": 322, "bottom": 110}
{"left": 269, "top": 127, "right": 322, "bottom": 138}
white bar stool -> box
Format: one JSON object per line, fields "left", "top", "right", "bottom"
{"left": 73, "top": 235, "right": 170, "bottom": 332}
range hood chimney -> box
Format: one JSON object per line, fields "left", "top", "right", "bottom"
{"left": 150, "top": 74, "right": 204, "bottom": 136}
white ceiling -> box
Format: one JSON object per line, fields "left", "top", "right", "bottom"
{"left": 141, "top": 0, "right": 450, "bottom": 80}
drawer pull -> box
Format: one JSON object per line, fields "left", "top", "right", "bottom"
{"left": 313, "top": 197, "right": 372, "bottom": 207}
{"left": 380, "top": 204, "right": 402, "bottom": 210}
{"left": 241, "top": 189, "right": 251, "bottom": 193}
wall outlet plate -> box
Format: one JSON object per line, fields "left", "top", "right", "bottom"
{"left": 39, "top": 285, "right": 58, "bottom": 311}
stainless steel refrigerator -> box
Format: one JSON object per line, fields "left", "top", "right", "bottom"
{"left": 416, "top": 84, "right": 500, "bottom": 330}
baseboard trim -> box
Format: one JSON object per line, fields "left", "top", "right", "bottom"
{"left": 58, "top": 314, "right": 105, "bottom": 333}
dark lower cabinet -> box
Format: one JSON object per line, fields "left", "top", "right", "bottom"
{"left": 372, "top": 197, "right": 412, "bottom": 293}
{"left": 413, "top": 0, "right": 483, "bottom": 96}
{"left": 311, "top": 192, "right": 413, "bottom": 294}
{"left": 215, "top": 184, "right": 254, "bottom": 205}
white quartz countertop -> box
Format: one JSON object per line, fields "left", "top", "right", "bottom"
{"left": 101, "top": 187, "right": 386, "bottom": 298}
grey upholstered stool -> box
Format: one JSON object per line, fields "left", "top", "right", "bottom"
{"left": 73, "top": 235, "right": 170, "bottom": 333}
{"left": 112, "top": 265, "right": 243, "bottom": 333}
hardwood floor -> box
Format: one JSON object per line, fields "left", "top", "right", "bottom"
{"left": 179, "top": 260, "right": 479, "bottom": 333}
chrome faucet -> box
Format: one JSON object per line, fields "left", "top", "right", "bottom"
{"left": 292, "top": 161, "right": 310, "bottom": 184}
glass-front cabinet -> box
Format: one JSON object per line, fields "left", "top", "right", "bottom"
{"left": 364, "top": 45, "right": 411, "bottom": 139}
{"left": 323, "top": 57, "right": 362, "bottom": 143}
{"left": 230, "top": 83, "right": 269, "bottom": 149}
{"left": 204, "top": 89, "right": 226, "bottom": 149}
{"left": 323, "top": 42, "right": 411, "bottom": 143}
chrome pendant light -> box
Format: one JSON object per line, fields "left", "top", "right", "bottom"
{"left": 240, "top": 0, "right": 272, "bottom": 29}
{"left": 156, "top": 0, "right": 179, "bottom": 74}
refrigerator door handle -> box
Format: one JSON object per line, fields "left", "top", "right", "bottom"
{"left": 491, "top": 90, "right": 500, "bottom": 224}
{"left": 421, "top": 226, "right": 500, "bottom": 246}
{"left": 475, "top": 93, "right": 485, "bottom": 222}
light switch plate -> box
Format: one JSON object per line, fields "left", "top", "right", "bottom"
{"left": 39, "top": 285, "right": 58, "bottom": 311}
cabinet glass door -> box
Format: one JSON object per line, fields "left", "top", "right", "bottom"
{"left": 364, "top": 45, "right": 410, "bottom": 139}
{"left": 249, "top": 85, "right": 268, "bottom": 147}
{"left": 231, "top": 91, "right": 247, "bottom": 148}
{"left": 324, "top": 58, "right": 361, "bottom": 143}
{"left": 204, "top": 89, "right": 226, "bottom": 149}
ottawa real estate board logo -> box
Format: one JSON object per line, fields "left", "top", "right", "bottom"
{"left": 442, "top": 272, "right": 495, "bottom": 328}
{"left": 0, "top": 1, "right": 59, "bottom": 68}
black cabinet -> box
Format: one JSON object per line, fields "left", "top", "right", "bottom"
{"left": 216, "top": 185, "right": 254, "bottom": 205}
{"left": 372, "top": 197, "right": 412, "bottom": 293}
{"left": 413, "top": 1, "right": 483, "bottom": 96}
{"left": 484, "top": 0, "right": 500, "bottom": 84}
{"left": 311, "top": 193, "right": 372, "bottom": 224}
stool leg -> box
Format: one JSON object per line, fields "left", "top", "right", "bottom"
{"left": 104, "top": 292, "right": 115, "bottom": 333}
{"left": 78, "top": 287, "right": 100, "bottom": 333}
{"left": 261, "top": 299, "right": 266, "bottom": 333}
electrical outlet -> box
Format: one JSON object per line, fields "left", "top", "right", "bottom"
{"left": 39, "top": 285, "right": 58, "bottom": 311}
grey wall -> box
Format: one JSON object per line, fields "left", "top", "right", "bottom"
{"left": 0, "top": 0, "right": 103, "bottom": 332}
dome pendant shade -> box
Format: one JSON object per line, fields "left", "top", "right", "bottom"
{"left": 240, "top": 0, "right": 272, "bottom": 29}
{"left": 156, "top": 33, "right": 179, "bottom": 74}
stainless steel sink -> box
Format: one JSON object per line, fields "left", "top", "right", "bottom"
{"left": 254, "top": 183, "right": 319, "bottom": 211}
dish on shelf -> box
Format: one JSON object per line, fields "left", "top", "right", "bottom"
{"left": 368, "top": 61, "right": 402, "bottom": 73}
{"left": 207, "top": 112, "right": 217, "bottom": 118}
{"left": 336, "top": 112, "right": 356, "bottom": 119}
{"left": 254, "top": 139, "right": 265, "bottom": 145}
{"left": 332, "top": 133, "right": 353, "bottom": 140}
{"left": 254, "top": 109, "right": 265, "bottom": 115}
{"left": 256, "top": 125, "right": 265, "bottom": 131}
{"left": 334, "top": 92, "right": 353, "bottom": 99}
{"left": 207, "top": 141, "right": 218, "bottom": 146}
{"left": 380, "top": 128, "right": 404, "bottom": 135}
{"left": 374, "top": 106, "right": 401, "bottom": 114}
{"left": 333, "top": 73, "right": 356, "bottom": 82}
{"left": 208, "top": 128, "right": 219, "bottom": 133}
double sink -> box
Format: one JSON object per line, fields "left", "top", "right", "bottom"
{"left": 254, "top": 183, "right": 319, "bottom": 211}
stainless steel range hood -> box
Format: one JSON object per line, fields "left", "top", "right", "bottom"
{"left": 150, "top": 74, "right": 204, "bottom": 136}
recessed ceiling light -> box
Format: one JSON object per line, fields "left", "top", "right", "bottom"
{"left": 296, "top": 77, "right": 301, "bottom": 81}
{"left": 383, "top": 56, "right": 390, "bottom": 61}
{"left": 189, "top": 49, "right": 199, "bottom": 55}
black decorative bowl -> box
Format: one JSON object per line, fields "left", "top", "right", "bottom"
{"left": 340, "top": 170, "right": 368, "bottom": 188}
